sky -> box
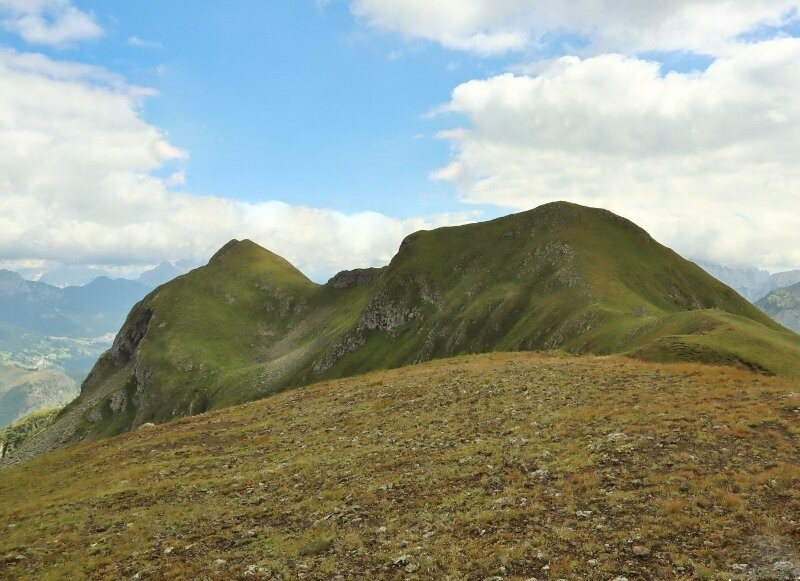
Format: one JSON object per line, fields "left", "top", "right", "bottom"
{"left": 1, "top": 1, "right": 800, "bottom": 282}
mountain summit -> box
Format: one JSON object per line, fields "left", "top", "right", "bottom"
{"left": 7, "top": 202, "right": 799, "bottom": 463}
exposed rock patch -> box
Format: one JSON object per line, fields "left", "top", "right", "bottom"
{"left": 326, "top": 268, "right": 384, "bottom": 289}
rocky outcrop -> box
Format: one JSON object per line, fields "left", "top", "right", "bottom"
{"left": 757, "top": 282, "right": 800, "bottom": 333}
{"left": 325, "top": 268, "right": 384, "bottom": 289}
{"left": 110, "top": 306, "right": 152, "bottom": 366}
{"left": 109, "top": 391, "right": 127, "bottom": 414}
{"left": 358, "top": 291, "right": 421, "bottom": 332}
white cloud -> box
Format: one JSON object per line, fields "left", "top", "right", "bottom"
{"left": 165, "top": 170, "right": 187, "bottom": 188}
{"left": 0, "top": 0, "right": 103, "bottom": 46}
{"left": 350, "top": 0, "right": 800, "bottom": 56}
{"left": 432, "top": 38, "right": 800, "bottom": 270}
{"left": 128, "top": 36, "right": 162, "bottom": 50}
{"left": 0, "top": 49, "right": 470, "bottom": 282}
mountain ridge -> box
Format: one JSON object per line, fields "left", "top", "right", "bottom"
{"left": 696, "top": 261, "right": 800, "bottom": 302}
{"left": 5, "top": 201, "right": 800, "bottom": 464}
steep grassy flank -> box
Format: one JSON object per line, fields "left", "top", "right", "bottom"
{"left": 62, "top": 240, "right": 376, "bottom": 440}
{"left": 318, "top": 202, "right": 799, "bottom": 378}
{"left": 7, "top": 202, "right": 800, "bottom": 463}
{"left": 0, "top": 353, "right": 797, "bottom": 579}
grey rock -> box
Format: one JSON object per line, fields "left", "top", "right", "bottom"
{"left": 757, "top": 282, "right": 800, "bottom": 333}
{"left": 530, "top": 468, "right": 551, "bottom": 481}
{"left": 109, "top": 391, "right": 127, "bottom": 414}
{"left": 86, "top": 409, "right": 103, "bottom": 423}
{"left": 325, "top": 268, "right": 384, "bottom": 289}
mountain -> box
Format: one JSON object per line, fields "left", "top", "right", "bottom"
{"left": 1, "top": 352, "right": 798, "bottom": 579}
{"left": 0, "top": 273, "right": 150, "bottom": 428}
{"left": 769, "top": 270, "right": 800, "bottom": 291}
{"left": 696, "top": 261, "right": 800, "bottom": 302}
{"left": 757, "top": 282, "right": 800, "bottom": 333}
{"left": 39, "top": 265, "right": 113, "bottom": 288}
{"left": 5, "top": 202, "right": 800, "bottom": 461}
{"left": 0, "top": 271, "right": 150, "bottom": 338}
{"left": 137, "top": 261, "right": 196, "bottom": 288}
{"left": 0, "top": 362, "right": 77, "bottom": 428}
{"left": 61, "top": 276, "right": 154, "bottom": 335}
{"left": 0, "top": 270, "right": 151, "bottom": 375}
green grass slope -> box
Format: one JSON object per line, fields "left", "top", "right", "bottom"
{"left": 0, "top": 353, "right": 797, "bottom": 579}
{"left": 318, "top": 202, "right": 799, "bottom": 378}
{"left": 60, "top": 240, "right": 377, "bottom": 442}
{"left": 5, "top": 203, "right": 800, "bottom": 464}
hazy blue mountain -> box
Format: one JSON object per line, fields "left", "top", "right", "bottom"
{"left": 769, "top": 270, "right": 800, "bottom": 291}
{"left": 39, "top": 265, "right": 113, "bottom": 288}
{"left": 0, "top": 270, "right": 150, "bottom": 337}
{"left": 62, "top": 276, "right": 153, "bottom": 335}
{"left": 137, "top": 261, "right": 182, "bottom": 288}
{"left": 136, "top": 260, "right": 201, "bottom": 288}
{"left": 0, "top": 272, "right": 150, "bottom": 426}
{"left": 696, "top": 261, "right": 800, "bottom": 302}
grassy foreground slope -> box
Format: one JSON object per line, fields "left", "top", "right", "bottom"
{"left": 0, "top": 353, "right": 797, "bottom": 580}
{"left": 6, "top": 202, "right": 800, "bottom": 464}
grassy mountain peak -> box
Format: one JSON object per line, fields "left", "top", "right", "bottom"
{"left": 4, "top": 202, "right": 799, "bottom": 464}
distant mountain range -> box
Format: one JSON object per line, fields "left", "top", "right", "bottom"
{"left": 38, "top": 260, "right": 198, "bottom": 289}
{"left": 0, "top": 270, "right": 150, "bottom": 338}
{"left": 0, "top": 264, "right": 194, "bottom": 428}
{"left": 9, "top": 201, "right": 799, "bottom": 463}
{"left": 695, "top": 261, "right": 800, "bottom": 302}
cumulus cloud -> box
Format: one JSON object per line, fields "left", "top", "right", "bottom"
{"left": 0, "top": 49, "right": 470, "bottom": 282}
{"left": 351, "top": 0, "right": 800, "bottom": 56}
{"left": 431, "top": 38, "right": 800, "bottom": 270}
{"left": 0, "top": 0, "right": 103, "bottom": 46}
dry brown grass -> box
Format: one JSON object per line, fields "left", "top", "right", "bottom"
{"left": 0, "top": 352, "right": 798, "bottom": 580}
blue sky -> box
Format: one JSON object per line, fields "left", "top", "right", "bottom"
{"left": 0, "top": 1, "right": 509, "bottom": 219}
{"left": 1, "top": 0, "right": 800, "bottom": 280}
